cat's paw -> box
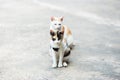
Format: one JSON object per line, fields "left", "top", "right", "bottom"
{"left": 63, "top": 62, "right": 68, "bottom": 67}
{"left": 58, "top": 63, "right": 63, "bottom": 68}
{"left": 52, "top": 64, "right": 57, "bottom": 68}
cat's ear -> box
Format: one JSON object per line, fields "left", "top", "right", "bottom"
{"left": 50, "top": 30, "right": 55, "bottom": 36}
{"left": 51, "top": 16, "right": 55, "bottom": 21}
{"left": 60, "top": 16, "right": 64, "bottom": 21}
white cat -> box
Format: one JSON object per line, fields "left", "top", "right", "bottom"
{"left": 49, "top": 17, "right": 73, "bottom": 68}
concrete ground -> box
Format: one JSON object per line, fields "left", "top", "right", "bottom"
{"left": 0, "top": 0, "right": 120, "bottom": 80}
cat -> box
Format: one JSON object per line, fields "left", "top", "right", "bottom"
{"left": 49, "top": 16, "right": 73, "bottom": 68}
{"left": 50, "top": 16, "right": 73, "bottom": 48}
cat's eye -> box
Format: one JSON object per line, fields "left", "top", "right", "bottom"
{"left": 52, "top": 38, "right": 56, "bottom": 41}
{"left": 54, "top": 24, "right": 57, "bottom": 25}
{"left": 58, "top": 24, "right": 61, "bottom": 25}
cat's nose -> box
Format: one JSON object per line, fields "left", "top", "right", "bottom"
{"left": 56, "top": 41, "right": 60, "bottom": 45}
{"left": 56, "top": 26, "right": 61, "bottom": 30}
{"left": 57, "top": 42, "right": 60, "bottom": 44}
{"left": 57, "top": 27, "right": 61, "bottom": 30}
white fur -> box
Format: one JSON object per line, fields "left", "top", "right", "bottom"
{"left": 49, "top": 35, "right": 72, "bottom": 68}
{"left": 50, "top": 20, "right": 63, "bottom": 31}
{"left": 50, "top": 40, "right": 65, "bottom": 68}
{"left": 63, "top": 62, "right": 68, "bottom": 67}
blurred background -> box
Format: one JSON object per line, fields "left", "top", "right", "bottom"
{"left": 0, "top": 0, "right": 120, "bottom": 80}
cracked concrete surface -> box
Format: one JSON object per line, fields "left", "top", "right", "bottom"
{"left": 0, "top": 0, "right": 120, "bottom": 80}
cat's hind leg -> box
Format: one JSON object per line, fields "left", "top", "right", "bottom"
{"left": 64, "top": 47, "right": 71, "bottom": 57}
{"left": 63, "top": 47, "right": 71, "bottom": 67}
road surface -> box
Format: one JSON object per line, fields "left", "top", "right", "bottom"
{"left": 0, "top": 0, "right": 120, "bottom": 80}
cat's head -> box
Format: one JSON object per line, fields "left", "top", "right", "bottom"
{"left": 50, "top": 16, "right": 63, "bottom": 30}
{"left": 50, "top": 30, "right": 64, "bottom": 45}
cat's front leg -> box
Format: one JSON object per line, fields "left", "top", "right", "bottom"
{"left": 58, "top": 50, "right": 64, "bottom": 68}
{"left": 51, "top": 51, "right": 57, "bottom": 68}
